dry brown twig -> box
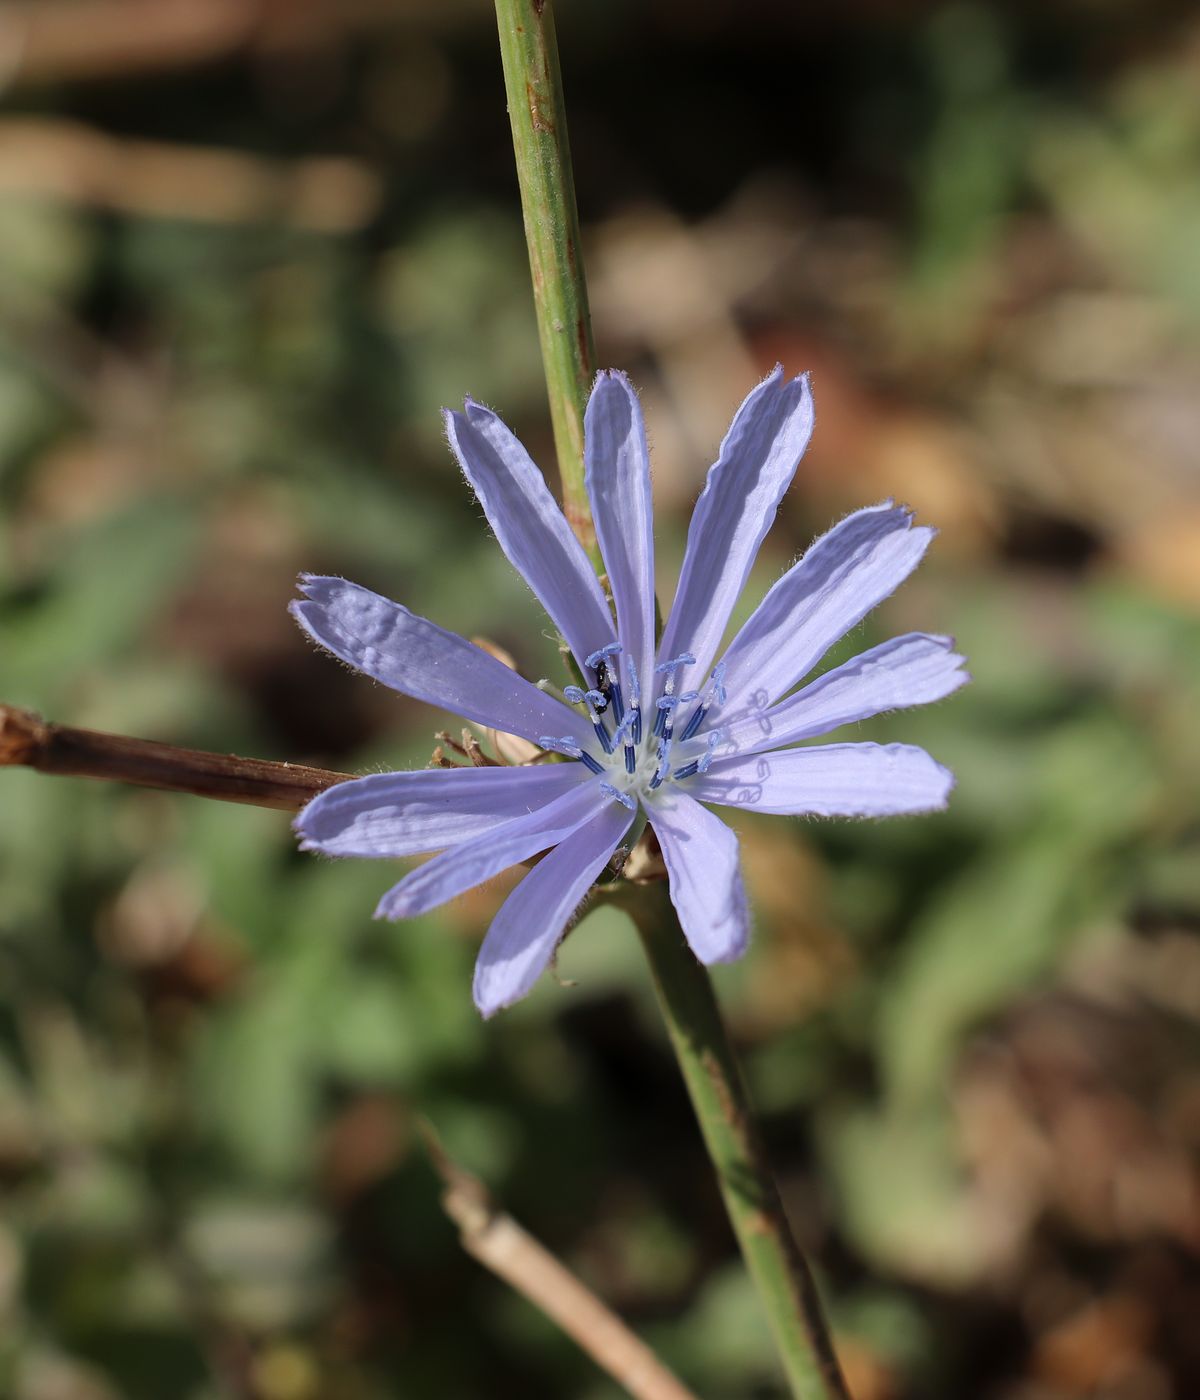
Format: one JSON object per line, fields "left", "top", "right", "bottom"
{"left": 420, "top": 1121, "right": 701, "bottom": 1400}
{"left": 0, "top": 704, "right": 350, "bottom": 812}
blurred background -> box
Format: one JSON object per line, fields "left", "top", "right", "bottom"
{"left": 1, "top": 1, "right": 1199, "bottom": 1396}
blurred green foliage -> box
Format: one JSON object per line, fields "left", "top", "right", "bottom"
{"left": 2, "top": 3, "right": 1199, "bottom": 1398}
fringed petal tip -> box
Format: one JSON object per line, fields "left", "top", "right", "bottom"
{"left": 295, "top": 571, "right": 337, "bottom": 594}
{"left": 894, "top": 750, "right": 956, "bottom": 813}
{"left": 293, "top": 574, "right": 360, "bottom": 612}
{"left": 854, "top": 499, "right": 941, "bottom": 539}
{"left": 473, "top": 977, "right": 518, "bottom": 1020}
{"left": 292, "top": 799, "right": 314, "bottom": 839}
{"left": 904, "top": 756, "right": 956, "bottom": 814}
{"left": 914, "top": 632, "right": 972, "bottom": 685}
{"left": 441, "top": 399, "right": 494, "bottom": 443}
{"left": 937, "top": 761, "right": 957, "bottom": 803}
{"left": 474, "top": 990, "right": 510, "bottom": 1021}
{"left": 702, "top": 929, "right": 749, "bottom": 966}
{"left": 288, "top": 596, "right": 319, "bottom": 640}
{"left": 772, "top": 363, "right": 813, "bottom": 396}
{"left": 295, "top": 833, "right": 356, "bottom": 858}
{"left": 926, "top": 635, "right": 971, "bottom": 693}
{"left": 591, "top": 367, "right": 636, "bottom": 393}
{"left": 373, "top": 890, "right": 405, "bottom": 921}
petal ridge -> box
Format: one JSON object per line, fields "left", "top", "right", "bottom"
{"left": 690, "top": 741, "right": 955, "bottom": 817}
{"left": 296, "top": 763, "right": 592, "bottom": 859}
{"left": 658, "top": 367, "right": 815, "bottom": 693}
{"left": 375, "top": 778, "right": 610, "bottom": 919}
{"left": 291, "top": 575, "right": 589, "bottom": 744}
{"left": 717, "top": 502, "right": 935, "bottom": 712}
{"left": 472, "top": 802, "right": 634, "bottom": 1016}
{"left": 720, "top": 632, "right": 967, "bottom": 755}
{"left": 585, "top": 370, "right": 656, "bottom": 693}
{"left": 645, "top": 789, "right": 749, "bottom": 964}
{"left": 445, "top": 401, "right": 616, "bottom": 670}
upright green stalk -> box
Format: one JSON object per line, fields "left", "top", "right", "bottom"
{"left": 494, "top": 0, "right": 598, "bottom": 562}
{"left": 492, "top": 3, "right": 850, "bottom": 1396}
{"left": 619, "top": 885, "right": 850, "bottom": 1399}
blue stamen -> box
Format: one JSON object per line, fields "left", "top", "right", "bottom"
{"left": 611, "top": 712, "right": 638, "bottom": 774}
{"left": 586, "top": 644, "right": 623, "bottom": 707}
{"left": 627, "top": 658, "right": 642, "bottom": 743}
{"left": 698, "top": 730, "right": 724, "bottom": 773}
{"left": 673, "top": 731, "right": 723, "bottom": 782}
{"left": 611, "top": 711, "right": 636, "bottom": 745}
{"left": 652, "top": 696, "right": 672, "bottom": 739}
{"left": 538, "top": 734, "right": 604, "bottom": 774}
{"left": 678, "top": 705, "right": 707, "bottom": 742}
{"left": 564, "top": 684, "right": 613, "bottom": 752}
{"left": 653, "top": 651, "right": 696, "bottom": 741}
{"left": 668, "top": 692, "right": 695, "bottom": 742}
{"left": 587, "top": 646, "right": 626, "bottom": 731}
{"left": 599, "top": 782, "right": 636, "bottom": 812}
{"left": 655, "top": 651, "right": 696, "bottom": 677}
{"left": 656, "top": 693, "right": 686, "bottom": 743}
{"left": 563, "top": 685, "right": 607, "bottom": 712}
{"left": 648, "top": 736, "right": 674, "bottom": 790}
{"left": 677, "top": 662, "right": 728, "bottom": 742}
{"left": 537, "top": 734, "right": 579, "bottom": 755}
{"left": 586, "top": 642, "right": 622, "bottom": 671}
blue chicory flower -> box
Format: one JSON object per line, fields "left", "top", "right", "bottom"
{"left": 292, "top": 368, "right": 967, "bottom": 1016}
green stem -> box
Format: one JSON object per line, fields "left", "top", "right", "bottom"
{"left": 494, "top": 0, "right": 599, "bottom": 563}
{"left": 618, "top": 885, "right": 850, "bottom": 1400}
{"left": 493, "top": 3, "right": 849, "bottom": 1394}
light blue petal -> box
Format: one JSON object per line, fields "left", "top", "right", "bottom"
{"left": 375, "top": 777, "right": 610, "bottom": 919}
{"left": 291, "top": 576, "right": 589, "bottom": 745}
{"left": 295, "top": 763, "right": 592, "bottom": 859}
{"left": 445, "top": 400, "right": 617, "bottom": 670}
{"left": 472, "top": 802, "right": 634, "bottom": 1017}
{"left": 645, "top": 791, "right": 748, "bottom": 964}
{"left": 718, "top": 503, "right": 934, "bottom": 713}
{"left": 720, "top": 633, "right": 968, "bottom": 755}
{"left": 585, "top": 371, "right": 656, "bottom": 694}
{"left": 689, "top": 742, "right": 955, "bottom": 816}
{"left": 657, "top": 367, "right": 814, "bottom": 694}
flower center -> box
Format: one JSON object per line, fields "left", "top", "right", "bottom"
{"left": 540, "top": 642, "right": 726, "bottom": 808}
